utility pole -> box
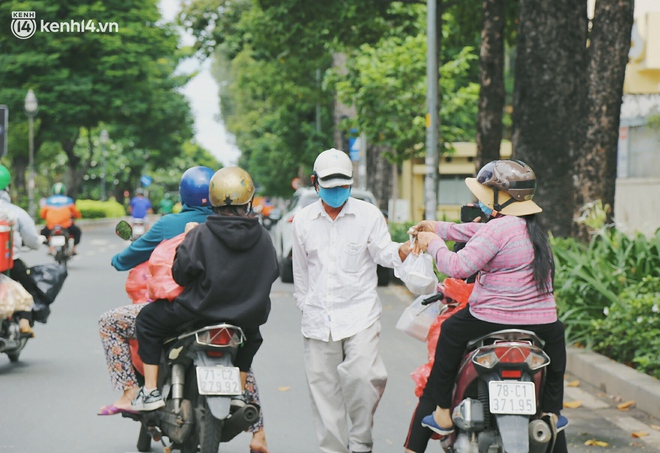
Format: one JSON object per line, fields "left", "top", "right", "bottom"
{"left": 425, "top": 0, "right": 439, "bottom": 220}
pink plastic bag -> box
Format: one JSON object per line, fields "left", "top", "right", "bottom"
{"left": 125, "top": 261, "right": 151, "bottom": 304}
{"left": 147, "top": 233, "right": 185, "bottom": 301}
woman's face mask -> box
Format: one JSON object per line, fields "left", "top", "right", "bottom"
{"left": 318, "top": 186, "right": 351, "bottom": 208}
{"left": 478, "top": 200, "right": 493, "bottom": 217}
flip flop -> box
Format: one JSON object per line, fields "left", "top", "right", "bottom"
{"left": 421, "top": 414, "right": 454, "bottom": 436}
{"left": 97, "top": 405, "right": 139, "bottom": 416}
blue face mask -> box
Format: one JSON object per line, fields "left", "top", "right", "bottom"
{"left": 318, "top": 186, "right": 351, "bottom": 208}
{"left": 479, "top": 200, "right": 493, "bottom": 217}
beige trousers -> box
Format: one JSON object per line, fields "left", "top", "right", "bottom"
{"left": 303, "top": 321, "right": 388, "bottom": 453}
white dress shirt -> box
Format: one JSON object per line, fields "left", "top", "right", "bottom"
{"left": 292, "top": 197, "right": 403, "bottom": 341}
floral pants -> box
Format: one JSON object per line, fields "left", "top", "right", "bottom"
{"left": 98, "top": 303, "right": 264, "bottom": 432}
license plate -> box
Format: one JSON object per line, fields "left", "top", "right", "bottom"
{"left": 196, "top": 366, "right": 242, "bottom": 396}
{"left": 488, "top": 381, "right": 536, "bottom": 415}
{"left": 50, "top": 235, "right": 66, "bottom": 246}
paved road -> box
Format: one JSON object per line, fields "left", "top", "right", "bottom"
{"left": 0, "top": 223, "right": 658, "bottom": 452}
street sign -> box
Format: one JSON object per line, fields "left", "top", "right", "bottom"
{"left": 140, "top": 175, "right": 153, "bottom": 187}
{"left": 349, "top": 136, "right": 361, "bottom": 161}
{"left": 0, "top": 106, "right": 7, "bottom": 158}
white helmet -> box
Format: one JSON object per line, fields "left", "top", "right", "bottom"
{"left": 313, "top": 148, "right": 353, "bottom": 188}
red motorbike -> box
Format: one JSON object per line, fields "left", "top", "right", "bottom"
{"left": 418, "top": 293, "right": 560, "bottom": 453}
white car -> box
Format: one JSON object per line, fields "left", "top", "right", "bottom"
{"left": 272, "top": 187, "right": 391, "bottom": 285}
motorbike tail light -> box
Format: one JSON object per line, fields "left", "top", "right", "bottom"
{"left": 497, "top": 346, "right": 527, "bottom": 364}
{"left": 501, "top": 369, "right": 523, "bottom": 378}
{"left": 195, "top": 326, "right": 243, "bottom": 348}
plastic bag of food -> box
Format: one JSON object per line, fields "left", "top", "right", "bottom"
{"left": 147, "top": 233, "right": 185, "bottom": 301}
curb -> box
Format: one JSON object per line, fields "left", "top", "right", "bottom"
{"left": 390, "top": 285, "right": 660, "bottom": 420}
{"left": 566, "top": 346, "right": 660, "bottom": 420}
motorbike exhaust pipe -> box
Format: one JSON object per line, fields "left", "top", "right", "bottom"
{"left": 220, "top": 404, "right": 260, "bottom": 442}
{"left": 529, "top": 419, "right": 552, "bottom": 453}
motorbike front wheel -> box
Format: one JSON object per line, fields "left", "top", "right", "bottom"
{"left": 182, "top": 397, "right": 223, "bottom": 453}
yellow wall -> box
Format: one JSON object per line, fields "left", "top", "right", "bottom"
{"left": 625, "top": 12, "right": 660, "bottom": 94}
{"left": 400, "top": 141, "right": 512, "bottom": 223}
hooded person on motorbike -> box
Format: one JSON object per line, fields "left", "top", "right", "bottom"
{"left": 100, "top": 166, "right": 273, "bottom": 452}
{"left": 132, "top": 167, "right": 278, "bottom": 412}
{"left": 404, "top": 160, "right": 568, "bottom": 453}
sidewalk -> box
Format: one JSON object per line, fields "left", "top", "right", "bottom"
{"left": 391, "top": 283, "right": 660, "bottom": 421}
{"left": 566, "top": 346, "right": 660, "bottom": 420}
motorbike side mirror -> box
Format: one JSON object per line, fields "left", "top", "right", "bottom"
{"left": 115, "top": 220, "right": 133, "bottom": 241}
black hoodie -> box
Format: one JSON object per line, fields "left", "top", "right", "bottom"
{"left": 171, "top": 214, "right": 278, "bottom": 328}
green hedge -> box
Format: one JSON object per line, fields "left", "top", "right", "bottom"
{"left": 76, "top": 199, "right": 126, "bottom": 219}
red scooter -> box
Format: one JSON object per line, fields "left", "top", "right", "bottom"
{"left": 420, "top": 294, "right": 559, "bottom": 453}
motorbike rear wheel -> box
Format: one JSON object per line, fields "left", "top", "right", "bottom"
{"left": 181, "top": 396, "right": 224, "bottom": 453}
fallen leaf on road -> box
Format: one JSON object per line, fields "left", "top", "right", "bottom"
{"left": 632, "top": 432, "right": 649, "bottom": 438}
{"left": 650, "top": 424, "right": 660, "bottom": 431}
{"left": 585, "top": 440, "right": 609, "bottom": 447}
{"left": 563, "top": 400, "right": 583, "bottom": 409}
{"left": 277, "top": 386, "right": 291, "bottom": 392}
{"left": 566, "top": 380, "right": 580, "bottom": 387}
{"left": 617, "top": 400, "right": 635, "bottom": 411}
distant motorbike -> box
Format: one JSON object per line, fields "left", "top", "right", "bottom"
{"left": 131, "top": 218, "right": 146, "bottom": 241}
{"left": 114, "top": 221, "right": 260, "bottom": 453}
{"left": 421, "top": 293, "right": 559, "bottom": 453}
{"left": 49, "top": 226, "right": 74, "bottom": 266}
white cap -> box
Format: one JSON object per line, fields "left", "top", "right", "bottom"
{"left": 313, "top": 148, "right": 354, "bottom": 188}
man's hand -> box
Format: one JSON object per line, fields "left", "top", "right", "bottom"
{"left": 184, "top": 222, "right": 198, "bottom": 234}
{"left": 398, "top": 240, "right": 412, "bottom": 261}
{"left": 38, "top": 235, "right": 48, "bottom": 244}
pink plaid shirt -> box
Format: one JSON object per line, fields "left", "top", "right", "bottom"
{"left": 427, "top": 216, "right": 557, "bottom": 325}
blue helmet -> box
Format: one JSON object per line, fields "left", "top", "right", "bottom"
{"left": 180, "top": 166, "right": 214, "bottom": 207}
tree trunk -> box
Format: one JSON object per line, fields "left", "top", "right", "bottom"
{"left": 366, "top": 143, "right": 393, "bottom": 211}
{"left": 512, "top": 0, "right": 588, "bottom": 238}
{"left": 476, "top": 0, "right": 506, "bottom": 172}
{"left": 572, "top": 0, "right": 634, "bottom": 240}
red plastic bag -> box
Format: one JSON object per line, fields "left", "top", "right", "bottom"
{"left": 147, "top": 232, "right": 185, "bottom": 301}
{"left": 125, "top": 261, "right": 151, "bottom": 304}
{"left": 411, "top": 278, "right": 474, "bottom": 397}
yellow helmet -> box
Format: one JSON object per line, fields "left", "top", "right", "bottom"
{"left": 209, "top": 167, "right": 255, "bottom": 207}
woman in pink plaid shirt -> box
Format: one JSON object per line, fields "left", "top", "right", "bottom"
{"left": 404, "top": 160, "right": 567, "bottom": 453}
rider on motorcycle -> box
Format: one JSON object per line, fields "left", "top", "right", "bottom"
{"left": 0, "top": 165, "right": 44, "bottom": 337}
{"left": 128, "top": 188, "right": 153, "bottom": 230}
{"left": 39, "top": 183, "right": 82, "bottom": 256}
{"left": 405, "top": 160, "right": 568, "bottom": 452}
{"left": 133, "top": 167, "right": 278, "bottom": 413}
{"left": 102, "top": 166, "right": 271, "bottom": 451}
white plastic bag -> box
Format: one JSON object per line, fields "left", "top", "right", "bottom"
{"left": 0, "top": 274, "right": 34, "bottom": 319}
{"left": 395, "top": 251, "right": 438, "bottom": 295}
{"left": 395, "top": 293, "right": 441, "bottom": 342}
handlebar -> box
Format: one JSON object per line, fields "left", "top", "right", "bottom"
{"left": 421, "top": 292, "right": 444, "bottom": 305}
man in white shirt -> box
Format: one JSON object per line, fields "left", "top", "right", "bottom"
{"left": 292, "top": 148, "right": 411, "bottom": 453}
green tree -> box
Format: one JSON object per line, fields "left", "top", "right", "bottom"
{"left": 0, "top": 0, "right": 194, "bottom": 199}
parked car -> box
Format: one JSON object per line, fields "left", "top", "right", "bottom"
{"left": 272, "top": 187, "right": 392, "bottom": 286}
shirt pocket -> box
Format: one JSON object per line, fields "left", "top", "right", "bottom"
{"left": 341, "top": 242, "right": 364, "bottom": 273}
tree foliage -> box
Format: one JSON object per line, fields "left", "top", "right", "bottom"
{"left": 0, "top": 0, "right": 195, "bottom": 199}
